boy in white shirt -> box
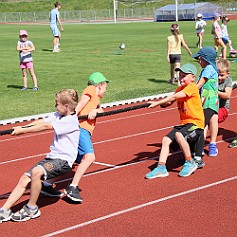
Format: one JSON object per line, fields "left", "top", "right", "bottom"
{"left": 0, "top": 89, "right": 79, "bottom": 223}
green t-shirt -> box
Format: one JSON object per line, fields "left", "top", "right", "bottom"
{"left": 198, "top": 65, "right": 219, "bottom": 113}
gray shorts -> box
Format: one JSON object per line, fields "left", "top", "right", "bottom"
{"left": 169, "top": 54, "right": 181, "bottom": 64}
{"left": 25, "top": 158, "right": 70, "bottom": 180}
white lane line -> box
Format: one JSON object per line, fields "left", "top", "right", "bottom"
{"left": 93, "top": 161, "right": 115, "bottom": 167}
{"left": 52, "top": 135, "right": 236, "bottom": 185}
{"left": 0, "top": 153, "right": 47, "bottom": 165}
{"left": 93, "top": 126, "right": 174, "bottom": 145}
{"left": 41, "top": 175, "right": 237, "bottom": 237}
{"left": 0, "top": 125, "right": 174, "bottom": 165}
{"left": 98, "top": 107, "right": 176, "bottom": 124}
{"left": 1, "top": 100, "right": 237, "bottom": 143}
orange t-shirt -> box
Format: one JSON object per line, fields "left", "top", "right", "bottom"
{"left": 175, "top": 83, "right": 204, "bottom": 129}
{"left": 79, "top": 85, "right": 100, "bottom": 135}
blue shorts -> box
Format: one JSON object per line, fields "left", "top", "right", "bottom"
{"left": 75, "top": 128, "right": 94, "bottom": 164}
{"left": 50, "top": 24, "right": 60, "bottom": 37}
{"left": 222, "top": 37, "right": 229, "bottom": 45}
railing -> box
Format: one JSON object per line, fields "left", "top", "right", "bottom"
{"left": 0, "top": 3, "right": 236, "bottom": 23}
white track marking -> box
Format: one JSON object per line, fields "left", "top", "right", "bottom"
{"left": 93, "top": 126, "right": 174, "bottom": 145}
{"left": 51, "top": 135, "right": 237, "bottom": 185}
{"left": 0, "top": 153, "right": 47, "bottom": 165}
{"left": 98, "top": 107, "right": 176, "bottom": 124}
{"left": 41, "top": 175, "right": 237, "bottom": 237}
{"left": 1, "top": 113, "right": 237, "bottom": 166}
{"left": 93, "top": 161, "right": 115, "bottom": 167}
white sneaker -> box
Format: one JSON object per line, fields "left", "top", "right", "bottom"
{"left": 52, "top": 48, "right": 60, "bottom": 53}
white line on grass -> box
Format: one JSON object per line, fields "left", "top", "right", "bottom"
{"left": 41, "top": 175, "right": 237, "bottom": 237}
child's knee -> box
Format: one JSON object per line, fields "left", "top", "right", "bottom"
{"left": 84, "top": 153, "right": 96, "bottom": 163}
{"left": 18, "top": 174, "right": 31, "bottom": 188}
{"left": 162, "top": 136, "right": 171, "bottom": 146}
{"left": 31, "top": 166, "right": 43, "bottom": 179}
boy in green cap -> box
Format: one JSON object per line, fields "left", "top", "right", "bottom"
{"left": 66, "top": 72, "right": 109, "bottom": 202}
{"left": 42, "top": 72, "right": 109, "bottom": 202}
{"left": 146, "top": 63, "right": 204, "bottom": 179}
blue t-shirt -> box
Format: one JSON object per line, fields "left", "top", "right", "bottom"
{"left": 198, "top": 64, "right": 219, "bottom": 113}
{"left": 50, "top": 8, "right": 59, "bottom": 25}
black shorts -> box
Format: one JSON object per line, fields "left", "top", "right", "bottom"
{"left": 166, "top": 123, "right": 204, "bottom": 152}
{"left": 204, "top": 108, "right": 218, "bottom": 126}
{"left": 169, "top": 54, "right": 181, "bottom": 64}
{"left": 25, "top": 158, "right": 71, "bottom": 180}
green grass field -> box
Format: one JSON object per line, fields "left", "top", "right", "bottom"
{"left": 0, "top": 20, "right": 236, "bottom": 120}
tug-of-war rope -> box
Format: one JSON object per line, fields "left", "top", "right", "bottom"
{"left": 0, "top": 103, "right": 151, "bottom": 136}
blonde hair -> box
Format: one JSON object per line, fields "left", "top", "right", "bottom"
{"left": 216, "top": 58, "right": 231, "bottom": 73}
{"left": 56, "top": 89, "right": 78, "bottom": 111}
{"left": 170, "top": 23, "right": 180, "bottom": 44}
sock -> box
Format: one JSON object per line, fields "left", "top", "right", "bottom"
{"left": 26, "top": 204, "right": 37, "bottom": 210}
{"left": 69, "top": 184, "right": 77, "bottom": 188}
{"left": 43, "top": 181, "right": 52, "bottom": 187}
{"left": 185, "top": 156, "right": 192, "bottom": 162}
{"left": 158, "top": 161, "right": 166, "bottom": 166}
{"left": 194, "top": 156, "right": 202, "bottom": 161}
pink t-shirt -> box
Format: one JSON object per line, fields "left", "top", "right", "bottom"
{"left": 212, "top": 21, "right": 222, "bottom": 39}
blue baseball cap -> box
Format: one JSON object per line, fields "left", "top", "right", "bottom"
{"left": 192, "top": 46, "right": 218, "bottom": 72}
{"left": 213, "top": 12, "right": 221, "bottom": 19}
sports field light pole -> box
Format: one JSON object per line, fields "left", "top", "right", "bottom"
{"left": 113, "top": 0, "right": 117, "bottom": 23}
{"left": 175, "top": 0, "right": 178, "bottom": 21}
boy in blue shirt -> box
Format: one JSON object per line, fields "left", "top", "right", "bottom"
{"left": 193, "top": 46, "right": 219, "bottom": 157}
{"left": 50, "top": 2, "right": 64, "bottom": 52}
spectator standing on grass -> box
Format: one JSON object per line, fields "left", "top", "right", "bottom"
{"left": 17, "top": 30, "right": 38, "bottom": 91}
{"left": 211, "top": 12, "right": 226, "bottom": 59}
{"left": 50, "top": 2, "right": 64, "bottom": 52}
{"left": 220, "top": 16, "right": 236, "bottom": 57}
{"left": 41, "top": 72, "right": 109, "bottom": 203}
{"left": 145, "top": 63, "right": 204, "bottom": 179}
{"left": 167, "top": 23, "right": 192, "bottom": 85}
{"left": 195, "top": 13, "right": 206, "bottom": 49}
{"left": 193, "top": 46, "right": 219, "bottom": 157}
{"left": 0, "top": 89, "right": 79, "bottom": 223}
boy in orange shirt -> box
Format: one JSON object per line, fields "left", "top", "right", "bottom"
{"left": 146, "top": 63, "right": 204, "bottom": 179}
{"left": 64, "top": 72, "right": 109, "bottom": 202}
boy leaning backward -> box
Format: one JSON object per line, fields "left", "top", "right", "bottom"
{"left": 0, "top": 89, "right": 79, "bottom": 223}
{"left": 145, "top": 63, "right": 204, "bottom": 179}
{"left": 41, "top": 72, "right": 109, "bottom": 202}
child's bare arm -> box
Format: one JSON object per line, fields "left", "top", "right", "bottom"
{"left": 181, "top": 38, "right": 192, "bottom": 55}
{"left": 58, "top": 17, "right": 64, "bottom": 32}
{"left": 16, "top": 44, "right": 35, "bottom": 52}
{"left": 88, "top": 106, "right": 103, "bottom": 120}
{"left": 75, "top": 94, "right": 90, "bottom": 115}
{"left": 196, "top": 77, "right": 207, "bottom": 89}
{"left": 12, "top": 122, "right": 52, "bottom": 135}
{"left": 149, "top": 91, "right": 186, "bottom": 108}
{"left": 218, "top": 87, "right": 232, "bottom": 99}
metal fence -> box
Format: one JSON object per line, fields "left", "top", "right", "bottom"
{"left": 0, "top": 2, "right": 236, "bottom": 23}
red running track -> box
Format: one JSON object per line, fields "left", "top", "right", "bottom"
{"left": 1, "top": 92, "right": 237, "bottom": 237}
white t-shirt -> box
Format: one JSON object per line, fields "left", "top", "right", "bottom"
{"left": 44, "top": 112, "right": 80, "bottom": 167}
{"left": 195, "top": 20, "right": 206, "bottom": 33}
{"left": 221, "top": 24, "right": 228, "bottom": 38}
{"left": 17, "top": 40, "right": 33, "bottom": 63}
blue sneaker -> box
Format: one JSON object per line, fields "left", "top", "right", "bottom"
{"left": 179, "top": 160, "right": 197, "bottom": 177}
{"left": 209, "top": 143, "right": 218, "bottom": 157}
{"left": 145, "top": 164, "right": 169, "bottom": 179}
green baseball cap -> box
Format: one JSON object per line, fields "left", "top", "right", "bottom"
{"left": 88, "top": 72, "right": 109, "bottom": 85}
{"left": 175, "top": 63, "right": 197, "bottom": 76}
